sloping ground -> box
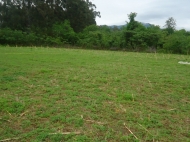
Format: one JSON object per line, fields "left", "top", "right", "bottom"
{"left": 0, "top": 46, "right": 190, "bottom": 141}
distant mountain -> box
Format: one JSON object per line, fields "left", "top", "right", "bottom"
{"left": 107, "top": 22, "right": 152, "bottom": 29}
{"left": 141, "top": 22, "right": 152, "bottom": 28}
{"left": 108, "top": 25, "right": 125, "bottom": 29}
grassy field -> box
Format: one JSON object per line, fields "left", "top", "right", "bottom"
{"left": 0, "top": 46, "right": 190, "bottom": 142}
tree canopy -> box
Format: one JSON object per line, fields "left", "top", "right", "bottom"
{"left": 0, "top": 0, "right": 100, "bottom": 32}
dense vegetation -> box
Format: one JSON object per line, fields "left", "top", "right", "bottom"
{"left": 0, "top": 47, "right": 190, "bottom": 141}
{"left": 0, "top": 1, "right": 190, "bottom": 54}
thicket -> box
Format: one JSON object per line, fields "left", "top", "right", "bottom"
{"left": 0, "top": 1, "right": 190, "bottom": 54}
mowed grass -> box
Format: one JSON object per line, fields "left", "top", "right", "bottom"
{"left": 0, "top": 46, "right": 190, "bottom": 142}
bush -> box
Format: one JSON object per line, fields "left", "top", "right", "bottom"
{"left": 163, "top": 30, "right": 190, "bottom": 54}
{"left": 53, "top": 20, "right": 78, "bottom": 45}
{"left": 0, "top": 28, "right": 38, "bottom": 46}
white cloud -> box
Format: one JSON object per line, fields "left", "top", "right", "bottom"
{"left": 92, "top": 0, "right": 190, "bottom": 30}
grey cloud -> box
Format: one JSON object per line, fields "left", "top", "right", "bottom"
{"left": 93, "top": 0, "right": 190, "bottom": 30}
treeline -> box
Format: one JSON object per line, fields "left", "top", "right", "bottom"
{"left": 0, "top": 1, "right": 190, "bottom": 54}
{"left": 0, "top": 0, "right": 100, "bottom": 32}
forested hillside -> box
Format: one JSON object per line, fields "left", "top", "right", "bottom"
{"left": 0, "top": 1, "right": 190, "bottom": 54}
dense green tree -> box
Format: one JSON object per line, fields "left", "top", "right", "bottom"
{"left": 65, "top": 0, "right": 100, "bottom": 32}
{"left": 0, "top": 0, "right": 100, "bottom": 33}
{"left": 124, "top": 13, "right": 145, "bottom": 50}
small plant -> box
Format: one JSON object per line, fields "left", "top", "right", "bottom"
{"left": 117, "top": 92, "right": 134, "bottom": 102}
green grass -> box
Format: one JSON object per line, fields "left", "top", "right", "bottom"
{"left": 0, "top": 46, "right": 190, "bottom": 141}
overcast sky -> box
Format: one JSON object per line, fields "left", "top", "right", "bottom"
{"left": 92, "top": 0, "right": 190, "bottom": 30}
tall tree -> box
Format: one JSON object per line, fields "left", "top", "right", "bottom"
{"left": 65, "top": 0, "right": 100, "bottom": 32}
{"left": 126, "top": 12, "right": 138, "bottom": 30}
{"left": 164, "top": 17, "right": 176, "bottom": 34}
